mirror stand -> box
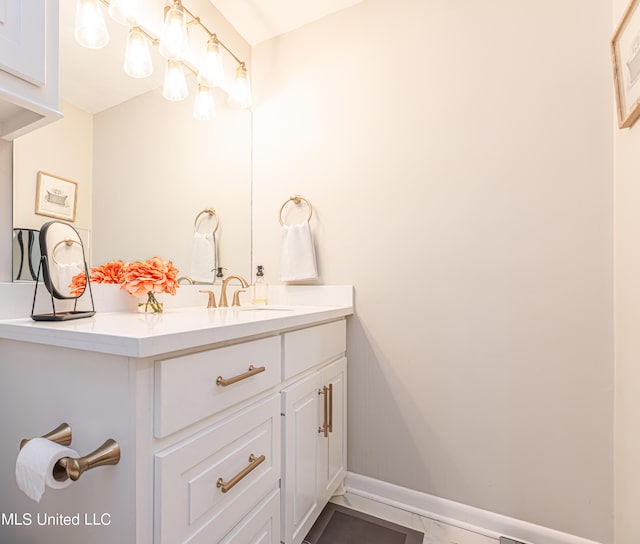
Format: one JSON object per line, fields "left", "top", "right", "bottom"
{"left": 30, "top": 221, "right": 96, "bottom": 322}
{"left": 31, "top": 256, "right": 96, "bottom": 321}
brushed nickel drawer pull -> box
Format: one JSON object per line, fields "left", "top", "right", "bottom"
{"left": 216, "top": 365, "right": 265, "bottom": 387}
{"left": 318, "top": 386, "right": 329, "bottom": 437}
{"left": 216, "top": 454, "right": 265, "bottom": 493}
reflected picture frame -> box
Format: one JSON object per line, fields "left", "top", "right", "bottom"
{"left": 35, "top": 171, "right": 78, "bottom": 222}
{"left": 612, "top": 0, "right": 640, "bottom": 128}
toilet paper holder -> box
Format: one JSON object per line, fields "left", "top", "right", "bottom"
{"left": 19, "top": 422, "right": 121, "bottom": 482}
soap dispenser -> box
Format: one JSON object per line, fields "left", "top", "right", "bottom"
{"left": 214, "top": 267, "right": 224, "bottom": 285}
{"left": 252, "top": 265, "right": 268, "bottom": 305}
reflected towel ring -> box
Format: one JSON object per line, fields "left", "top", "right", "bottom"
{"left": 194, "top": 208, "right": 219, "bottom": 234}
{"left": 51, "top": 239, "right": 82, "bottom": 265}
{"left": 279, "top": 195, "right": 313, "bottom": 226}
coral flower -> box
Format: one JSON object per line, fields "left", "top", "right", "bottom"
{"left": 69, "top": 271, "right": 87, "bottom": 297}
{"left": 122, "top": 257, "right": 179, "bottom": 298}
{"left": 90, "top": 260, "right": 127, "bottom": 284}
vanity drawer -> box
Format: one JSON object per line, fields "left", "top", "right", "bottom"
{"left": 155, "top": 336, "right": 281, "bottom": 437}
{"left": 154, "top": 394, "right": 281, "bottom": 544}
{"left": 283, "top": 320, "right": 346, "bottom": 380}
{"left": 214, "top": 489, "right": 280, "bottom": 544}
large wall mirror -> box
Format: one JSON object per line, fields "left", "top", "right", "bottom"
{"left": 12, "top": 1, "right": 252, "bottom": 285}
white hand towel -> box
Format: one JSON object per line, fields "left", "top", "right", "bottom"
{"left": 280, "top": 222, "right": 318, "bottom": 282}
{"left": 55, "top": 262, "right": 84, "bottom": 294}
{"left": 190, "top": 232, "right": 216, "bottom": 283}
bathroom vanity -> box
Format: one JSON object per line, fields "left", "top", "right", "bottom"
{"left": 0, "top": 290, "right": 352, "bottom": 544}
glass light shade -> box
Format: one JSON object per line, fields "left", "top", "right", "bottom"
{"left": 229, "top": 64, "right": 251, "bottom": 109}
{"left": 163, "top": 60, "right": 188, "bottom": 101}
{"left": 124, "top": 27, "right": 153, "bottom": 78}
{"left": 193, "top": 85, "right": 215, "bottom": 120}
{"left": 158, "top": 2, "right": 188, "bottom": 60}
{"left": 75, "top": 0, "right": 109, "bottom": 49}
{"left": 108, "top": 0, "right": 135, "bottom": 25}
{"left": 197, "top": 39, "right": 224, "bottom": 87}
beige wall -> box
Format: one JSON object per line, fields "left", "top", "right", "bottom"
{"left": 12, "top": 100, "right": 93, "bottom": 233}
{"left": 613, "top": 0, "right": 640, "bottom": 542}
{"left": 252, "top": 0, "right": 614, "bottom": 542}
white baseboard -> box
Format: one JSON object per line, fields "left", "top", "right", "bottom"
{"left": 345, "top": 472, "right": 603, "bottom": 544}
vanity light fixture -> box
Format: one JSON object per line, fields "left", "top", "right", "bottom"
{"left": 107, "top": 0, "right": 136, "bottom": 26}
{"left": 74, "top": 0, "right": 252, "bottom": 117}
{"left": 229, "top": 63, "right": 251, "bottom": 109}
{"left": 75, "top": 0, "right": 110, "bottom": 49}
{"left": 194, "top": 84, "right": 215, "bottom": 121}
{"left": 124, "top": 27, "right": 153, "bottom": 79}
{"left": 198, "top": 36, "right": 224, "bottom": 88}
{"left": 163, "top": 60, "right": 189, "bottom": 102}
{"left": 158, "top": 1, "right": 189, "bottom": 61}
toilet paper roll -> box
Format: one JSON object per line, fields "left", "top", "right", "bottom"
{"left": 16, "top": 438, "right": 78, "bottom": 503}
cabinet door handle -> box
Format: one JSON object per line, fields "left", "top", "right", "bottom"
{"left": 318, "top": 386, "right": 329, "bottom": 437}
{"left": 216, "top": 453, "right": 265, "bottom": 493}
{"left": 328, "top": 383, "right": 333, "bottom": 433}
{"left": 216, "top": 365, "right": 265, "bottom": 387}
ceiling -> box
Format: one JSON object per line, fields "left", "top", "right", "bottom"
{"left": 209, "top": 0, "right": 364, "bottom": 46}
{"left": 59, "top": 0, "right": 363, "bottom": 114}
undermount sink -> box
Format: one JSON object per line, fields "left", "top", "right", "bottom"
{"left": 235, "top": 306, "right": 294, "bottom": 312}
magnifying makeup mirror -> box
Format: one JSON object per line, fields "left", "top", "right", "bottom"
{"left": 31, "top": 221, "right": 95, "bottom": 321}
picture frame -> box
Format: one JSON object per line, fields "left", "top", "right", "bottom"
{"left": 612, "top": 0, "right": 640, "bottom": 128}
{"left": 35, "top": 171, "right": 78, "bottom": 222}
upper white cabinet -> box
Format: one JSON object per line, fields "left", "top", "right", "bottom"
{"left": 0, "top": 0, "right": 62, "bottom": 140}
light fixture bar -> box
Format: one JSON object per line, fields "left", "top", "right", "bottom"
{"left": 78, "top": 0, "right": 251, "bottom": 114}
{"left": 95, "top": 0, "right": 245, "bottom": 68}
{"left": 178, "top": 3, "right": 243, "bottom": 65}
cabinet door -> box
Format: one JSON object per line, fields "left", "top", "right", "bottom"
{"left": 0, "top": 0, "right": 61, "bottom": 139}
{"left": 319, "top": 357, "right": 347, "bottom": 504}
{"left": 281, "top": 371, "right": 322, "bottom": 544}
{"left": 0, "top": 0, "right": 46, "bottom": 85}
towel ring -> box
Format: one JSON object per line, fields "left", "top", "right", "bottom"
{"left": 279, "top": 195, "right": 313, "bottom": 226}
{"left": 52, "top": 239, "right": 82, "bottom": 265}
{"left": 194, "top": 208, "right": 219, "bottom": 234}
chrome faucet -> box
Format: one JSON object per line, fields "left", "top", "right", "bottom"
{"left": 220, "top": 275, "right": 249, "bottom": 307}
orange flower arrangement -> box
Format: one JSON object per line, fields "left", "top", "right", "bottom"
{"left": 68, "top": 257, "right": 179, "bottom": 312}
{"left": 68, "top": 260, "right": 127, "bottom": 296}
{"left": 91, "top": 260, "right": 127, "bottom": 284}
{"left": 123, "top": 257, "right": 179, "bottom": 312}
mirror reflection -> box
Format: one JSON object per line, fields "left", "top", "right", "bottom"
{"left": 12, "top": 2, "right": 252, "bottom": 284}
{"left": 12, "top": 229, "right": 40, "bottom": 282}
{"left": 41, "top": 222, "right": 87, "bottom": 300}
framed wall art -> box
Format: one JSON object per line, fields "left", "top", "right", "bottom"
{"left": 612, "top": 0, "right": 640, "bottom": 128}
{"left": 35, "top": 171, "right": 78, "bottom": 222}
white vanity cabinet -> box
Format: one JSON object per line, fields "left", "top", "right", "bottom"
{"left": 281, "top": 323, "right": 347, "bottom": 544}
{"left": 152, "top": 335, "right": 284, "bottom": 544}
{"left": 0, "top": 0, "right": 62, "bottom": 140}
{"left": 0, "top": 304, "right": 351, "bottom": 544}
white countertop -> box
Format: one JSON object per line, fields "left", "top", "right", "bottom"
{"left": 0, "top": 304, "right": 353, "bottom": 358}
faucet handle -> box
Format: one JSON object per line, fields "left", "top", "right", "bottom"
{"left": 199, "top": 290, "right": 217, "bottom": 308}
{"left": 232, "top": 289, "right": 246, "bottom": 307}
